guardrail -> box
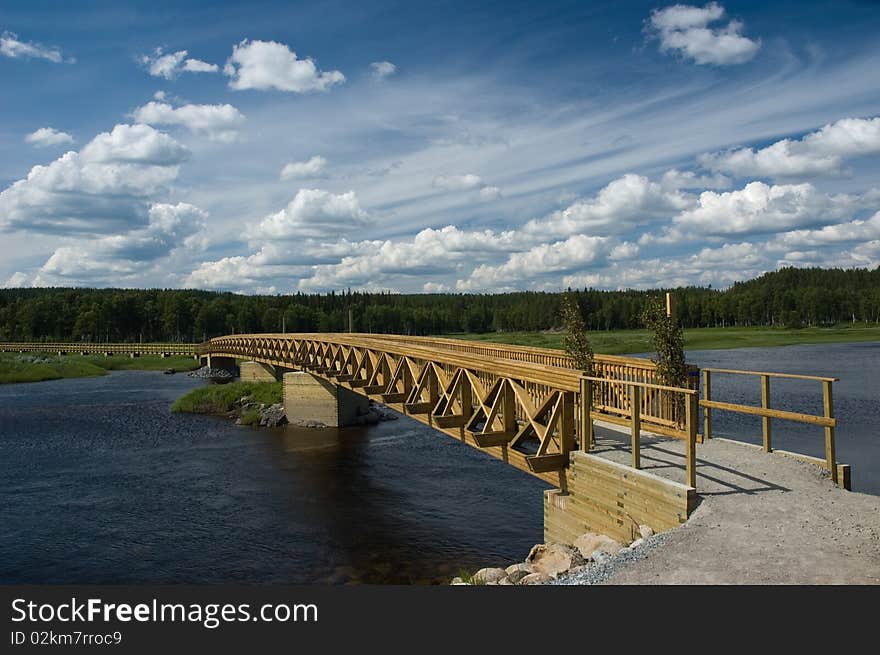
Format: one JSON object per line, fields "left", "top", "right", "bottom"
{"left": 0, "top": 342, "right": 197, "bottom": 356}
{"left": 700, "top": 367, "right": 844, "bottom": 487}
{"left": 581, "top": 376, "right": 699, "bottom": 488}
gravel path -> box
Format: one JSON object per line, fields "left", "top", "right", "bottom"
{"left": 555, "top": 424, "right": 880, "bottom": 584}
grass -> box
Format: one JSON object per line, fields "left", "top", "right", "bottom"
{"left": 170, "top": 381, "right": 282, "bottom": 414}
{"left": 0, "top": 352, "right": 200, "bottom": 384}
{"left": 442, "top": 324, "right": 880, "bottom": 355}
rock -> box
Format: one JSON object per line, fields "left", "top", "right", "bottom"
{"left": 472, "top": 567, "right": 508, "bottom": 584}
{"left": 505, "top": 562, "right": 532, "bottom": 576}
{"left": 526, "top": 543, "right": 585, "bottom": 578}
{"left": 260, "top": 403, "right": 287, "bottom": 428}
{"left": 639, "top": 524, "right": 655, "bottom": 540}
{"left": 574, "top": 532, "right": 623, "bottom": 560}
{"left": 234, "top": 418, "right": 243, "bottom": 425}
{"left": 450, "top": 577, "right": 465, "bottom": 585}
{"left": 592, "top": 551, "right": 611, "bottom": 565}
{"left": 518, "top": 572, "right": 552, "bottom": 585}
{"left": 629, "top": 538, "right": 644, "bottom": 549}
{"left": 507, "top": 568, "right": 532, "bottom": 584}
{"left": 565, "top": 565, "right": 591, "bottom": 576}
{"left": 497, "top": 577, "right": 514, "bottom": 585}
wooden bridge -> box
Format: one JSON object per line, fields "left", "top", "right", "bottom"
{"left": 2, "top": 334, "right": 845, "bottom": 543}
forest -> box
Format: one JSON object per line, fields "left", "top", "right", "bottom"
{"left": 0, "top": 266, "right": 878, "bottom": 343}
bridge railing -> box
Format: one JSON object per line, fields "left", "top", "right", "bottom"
{"left": 580, "top": 376, "right": 699, "bottom": 488}
{"left": 326, "top": 334, "right": 701, "bottom": 438}
{"left": 0, "top": 342, "right": 196, "bottom": 355}
{"left": 700, "top": 368, "right": 847, "bottom": 488}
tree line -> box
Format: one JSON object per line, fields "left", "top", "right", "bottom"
{"left": 0, "top": 266, "right": 877, "bottom": 343}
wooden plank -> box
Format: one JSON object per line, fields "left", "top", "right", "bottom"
{"left": 823, "top": 380, "right": 837, "bottom": 485}
{"left": 470, "top": 431, "right": 516, "bottom": 448}
{"left": 526, "top": 453, "right": 568, "bottom": 473}
{"left": 701, "top": 367, "right": 838, "bottom": 382}
{"left": 404, "top": 401, "right": 434, "bottom": 414}
{"left": 560, "top": 491, "right": 684, "bottom": 533}
{"left": 702, "top": 369, "right": 712, "bottom": 440}
{"left": 761, "top": 374, "right": 772, "bottom": 452}
{"left": 686, "top": 392, "right": 697, "bottom": 489}
{"left": 381, "top": 392, "right": 408, "bottom": 403}
{"left": 630, "top": 385, "right": 641, "bottom": 470}
{"left": 700, "top": 399, "right": 836, "bottom": 427}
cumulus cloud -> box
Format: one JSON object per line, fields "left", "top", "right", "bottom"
{"left": 432, "top": 173, "right": 483, "bottom": 191}
{"left": 224, "top": 39, "right": 345, "bottom": 92}
{"left": 25, "top": 127, "right": 74, "bottom": 148}
{"left": 2, "top": 272, "right": 30, "bottom": 288}
{"left": 298, "top": 226, "right": 520, "bottom": 291}
{"left": 700, "top": 116, "right": 880, "bottom": 178}
{"left": 133, "top": 100, "right": 245, "bottom": 142}
{"left": 280, "top": 156, "right": 328, "bottom": 180}
{"left": 669, "top": 181, "right": 877, "bottom": 237}
{"left": 0, "top": 123, "right": 188, "bottom": 235}
{"left": 457, "top": 234, "right": 609, "bottom": 291}
{"left": 253, "top": 189, "right": 369, "bottom": 239}
{"left": 140, "top": 48, "right": 219, "bottom": 79}
{"left": 522, "top": 174, "right": 692, "bottom": 238}
{"left": 660, "top": 168, "right": 729, "bottom": 190}
{"left": 771, "top": 211, "right": 880, "bottom": 249}
{"left": 370, "top": 61, "right": 397, "bottom": 79}
{"left": 35, "top": 203, "right": 208, "bottom": 283}
{"left": 0, "top": 31, "right": 70, "bottom": 63}
{"left": 647, "top": 2, "right": 760, "bottom": 65}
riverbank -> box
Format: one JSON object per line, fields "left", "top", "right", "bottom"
{"left": 0, "top": 352, "right": 200, "bottom": 384}
{"left": 452, "top": 423, "right": 880, "bottom": 585}
{"left": 444, "top": 324, "right": 880, "bottom": 355}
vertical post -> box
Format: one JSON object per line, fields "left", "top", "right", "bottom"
{"left": 580, "top": 377, "right": 593, "bottom": 452}
{"left": 503, "top": 382, "right": 517, "bottom": 435}
{"left": 761, "top": 375, "right": 772, "bottom": 452}
{"left": 561, "top": 391, "right": 575, "bottom": 457}
{"left": 702, "top": 369, "right": 712, "bottom": 440}
{"left": 686, "top": 392, "right": 697, "bottom": 488}
{"left": 630, "top": 384, "right": 641, "bottom": 469}
{"left": 823, "top": 380, "right": 837, "bottom": 485}
{"left": 665, "top": 292, "right": 676, "bottom": 320}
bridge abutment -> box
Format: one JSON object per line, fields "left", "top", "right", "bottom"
{"left": 206, "top": 355, "right": 237, "bottom": 375}
{"left": 283, "top": 371, "right": 369, "bottom": 427}
{"left": 240, "top": 361, "right": 280, "bottom": 382}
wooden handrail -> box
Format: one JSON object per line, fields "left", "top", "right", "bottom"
{"left": 701, "top": 367, "right": 838, "bottom": 383}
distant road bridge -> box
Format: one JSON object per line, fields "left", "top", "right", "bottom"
{"left": 2, "top": 334, "right": 845, "bottom": 544}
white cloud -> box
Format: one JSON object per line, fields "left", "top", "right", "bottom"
{"left": 456, "top": 234, "right": 608, "bottom": 291}
{"left": 700, "top": 116, "right": 880, "bottom": 178}
{"left": 370, "top": 61, "right": 397, "bottom": 79}
{"left": 280, "top": 156, "right": 328, "bottom": 180}
{"left": 771, "top": 211, "right": 880, "bottom": 249}
{"left": 0, "top": 31, "right": 69, "bottom": 63}
{"left": 35, "top": 203, "right": 208, "bottom": 283}
{"left": 648, "top": 2, "right": 761, "bottom": 65}
{"left": 133, "top": 100, "right": 245, "bottom": 142}
{"left": 433, "top": 173, "right": 483, "bottom": 191}
{"left": 0, "top": 124, "right": 188, "bottom": 235}
{"left": 25, "top": 127, "right": 74, "bottom": 148}
{"left": 522, "top": 174, "right": 692, "bottom": 238}
{"left": 297, "top": 225, "right": 521, "bottom": 291}
{"left": 670, "top": 181, "right": 877, "bottom": 237}
{"left": 479, "top": 186, "right": 502, "bottom": 201}
{"left": 140, "top": 48, "right": 219, "bottom": 79}
{"left": 224, "top": 39, "right": 345, "bottom": 93}
{"left": 2, "top": 272, "right": 30, "bottom": 288}
{"left": 254, "top": 189, "right": 369, "bottom": 239}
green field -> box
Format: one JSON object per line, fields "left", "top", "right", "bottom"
{"left": 0, "top": 353, "right": 200, "bottom": 384}
{"left": 170, "top": 381, "right": 282, "bottom": 415}
{"left": 443, "top": 324, "right": 880, "bottom": 355}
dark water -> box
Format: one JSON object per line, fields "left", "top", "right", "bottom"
{"left": 0, "top": 371, "right": 549, "bottom": 584}
{"left": 0, "top": 342, "right": 877, "bottom": 584}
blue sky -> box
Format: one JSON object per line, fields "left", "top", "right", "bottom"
{"left": 2, "top": 0, "right": 880, "bottom": 293}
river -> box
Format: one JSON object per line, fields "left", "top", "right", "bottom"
{"left": 0, "top": 342, "right": 876, "bottom": 584}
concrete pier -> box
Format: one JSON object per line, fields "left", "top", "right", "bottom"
{"left": 240, "top": 361, "right": 279, "bottom": 382}
{"left": 206, "top": 355, "right": 236, "bottom": 374}
{"left": 283, "top": 371, "right": 369, "bottom": 427}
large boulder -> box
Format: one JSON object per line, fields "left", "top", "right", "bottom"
{"left": 472, "top": 567, "right": 508, "bottom": 584}
{"left": 518, "top": 572, "right": 552, "bottom": 585}
{"left": 259, "top": 403, "right": 288, "bottom": 427}
{"left": 525, "top": 543, "right": 586, "bottom": 578}
{"left": 574, "top": 532, "right": 624, "bottom": 560}
{"left": 639, "top": 524, "right": 655, "bottom": 540}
